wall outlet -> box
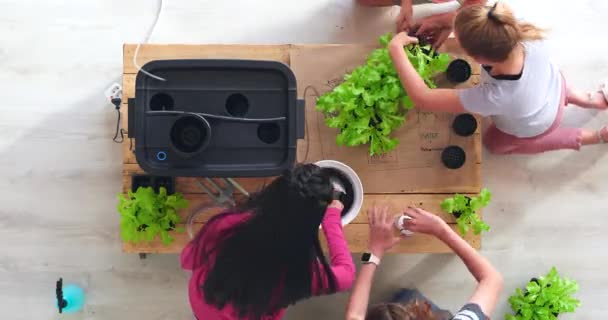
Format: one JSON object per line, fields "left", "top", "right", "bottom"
{"left": 104, "top": 83, "right": 123, "bottom": 101}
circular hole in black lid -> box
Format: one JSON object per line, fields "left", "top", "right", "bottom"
{"left": 226, "top": 93, "right": 249, "bottom": 117}
{"left": 257, "top": 123, "right": 280, "bottom": 144}
{"left": 150, "top": 93, "right": 174, "bottom": 111}
{"left": 441, "top": 145, "right": 466, "bottom": 169}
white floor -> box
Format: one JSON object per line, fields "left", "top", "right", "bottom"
{"left": 1, "top": 0, "right": 607, "bottom": 319}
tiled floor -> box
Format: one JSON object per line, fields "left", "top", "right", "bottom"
{"left": 1, "top": 0, "right": 606, "bottom": 319}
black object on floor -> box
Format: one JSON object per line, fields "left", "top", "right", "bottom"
{"left": 452, "top": 113, "right": 478, "bottom": 137}
{"left": 446, "top": 59, "right": 472, "bottom": 83}
{"left": 133, "top": 59, "right": 306, "bottom": 177}
{"left": 131, "top": 175, "right": 176, "bottom": 194}
{"left": 441, "top": 146, "right": 466, "bottom": 169}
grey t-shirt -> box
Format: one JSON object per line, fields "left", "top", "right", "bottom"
{"left": 459, "top": 41, "right": 562, "bottom": 138}
{"left": 452, "top": 303, "right": 487, "bottom": 320}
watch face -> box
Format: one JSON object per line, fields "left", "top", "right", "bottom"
{"left": 361, "top": 253, "right": 371, "bottom": 262}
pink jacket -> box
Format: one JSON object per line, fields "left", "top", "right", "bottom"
{"left": 181, "top": 207, "right": 355, "bottom": 320}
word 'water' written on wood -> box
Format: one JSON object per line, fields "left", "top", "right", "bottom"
{"left": 368, "top": 151, "right": 398, "bottom": 164}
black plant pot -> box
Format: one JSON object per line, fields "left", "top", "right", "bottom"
{"left": 136, "top": 221, "right": 176, "bottom": 233}
{"left": 452, "top": 196, "right": 471, "bottom": 219}
{"left": 324, "top": 168, "right": 355, "bottom": 217}
{"left": 446, "top": 59, "right": 472, "bottom": 83}
{"left": 131, "top": 175, "right": 175, "bottom": 194}
{"left": 516, "top": 278, "right": 559, "bottom": 317}
{"left": 154, "top": 176, "right": 175, "bottom": 195}
{"left": 132, "top": 175, "right": 153, "bottom": 192}
{"left": 441, "top": 146, "right": 466, "bottom": 169}
{"left": 453, "top": 113, "right": 478, "bottom": 137}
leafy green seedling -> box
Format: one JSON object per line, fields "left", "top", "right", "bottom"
{"left": 440, "top": 188, "right": 491, "bottom": 236}
{"left": 117, "top": 186, "right": 189, "bottom": 245}
{"left": 505, "top": 267, "right": 580, "bottom": 320}
{"left": 316, "top": 32, "right": 451, "bottom": 155}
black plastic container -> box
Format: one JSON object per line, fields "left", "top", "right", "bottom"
{"left": 132, "top": 59, "right": 305, "bottom": 177}
{"left": 452, "top": 113, "right": 478, "bottom": 137}
{"left": 446, "top": 59, "right": 472, "bottom": 83}
{"left": 441, "top": 146, "right": 466, "bottom": 169}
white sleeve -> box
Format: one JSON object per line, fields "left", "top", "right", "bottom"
{"left": 458, "top": 83, "right": 508, "bottom": 117}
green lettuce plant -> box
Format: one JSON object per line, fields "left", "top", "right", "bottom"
{"left": 506, "top": 267, "right": 580, "bottom": 320}
{"left": 440, "top": 188, "right": 491, "bottom": 236}
{"left": 316, "top": 32, "right": 451, "bottom": 156}
{"left": 117, "top": 186, "right": 188, "bottom": 245}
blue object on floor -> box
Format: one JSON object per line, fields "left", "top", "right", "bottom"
{"left": 56, "top": 278, "right": 85, "bottom": 313}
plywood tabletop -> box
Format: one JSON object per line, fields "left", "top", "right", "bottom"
{"left": 120, "top": 41, "right": 482, "bottom": 254}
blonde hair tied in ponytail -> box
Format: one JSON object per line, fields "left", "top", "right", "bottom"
{"left": 455, "top": 2, "right": 545, "bottom": 62}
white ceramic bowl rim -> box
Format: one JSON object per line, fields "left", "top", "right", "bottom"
{"left": 314, "top": 160, "right": 364, "bottom": 226}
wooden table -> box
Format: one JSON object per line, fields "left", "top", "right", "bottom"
{"left": 121, "top": 40, "right": 482, "bottom": 255}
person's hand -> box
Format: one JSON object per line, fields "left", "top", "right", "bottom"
{"left": 416, "top": 25, "right": 452, "bottom": 49}
{"left": 389, "top": 32, "right": 419, "bottom": 48}
{"left": 401, "top": 206, "right": 448, "bottom": 237}
{"left": 368, "top": 206, "right": 403, "bottom": 258}
{"left": 427, "top": 27, "right": 452, "bottom": 49}
{"left": 414, "top": 13, "right": 454, "bottom": 48}
{"left": 395, "top": 0, "right": 414, "bottom": 33}
{"left": 328, "top": 199, "right": 344, "bottom": 210}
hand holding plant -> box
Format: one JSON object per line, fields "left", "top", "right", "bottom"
{"left": 316, "top": 32, "right": 450, "bottom": 156}
{"left": 389, "top": 32, "right": 419, "bottom": 48}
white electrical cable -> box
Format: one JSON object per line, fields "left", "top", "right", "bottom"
{"left": 133, "top": 0, "right": 167, "bottom": 81}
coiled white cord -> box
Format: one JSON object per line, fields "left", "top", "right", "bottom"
{"left": 133, "top": 0, "right": 167, "bottom": 81}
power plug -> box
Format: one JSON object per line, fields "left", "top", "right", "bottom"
{"left": 105, "top": 82, "right": 123, "bottom": 109}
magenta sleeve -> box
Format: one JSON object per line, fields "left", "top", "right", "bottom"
{"left": 312, "top": 207, "right": 355, "bottom": 294}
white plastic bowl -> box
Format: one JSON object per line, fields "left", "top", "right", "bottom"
{"left": 315, "top": 160, "right": 364, "bottom": 226}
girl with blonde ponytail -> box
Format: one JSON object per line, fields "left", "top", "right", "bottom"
{"left": 389, "top": 2, "right": 608, "bottom": 154}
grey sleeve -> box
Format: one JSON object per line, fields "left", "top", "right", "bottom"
{"left": 451, "top": 303, "right": 487, "bottom": 320}
{"left": 458, "top": 83, "right": 506, "bottom": 117}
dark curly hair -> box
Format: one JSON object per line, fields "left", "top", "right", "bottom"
{"left": 192, "top": 164, "right": 337, "bottom": 319}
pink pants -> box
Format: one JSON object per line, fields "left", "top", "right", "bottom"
{"left": 483, "top": 77, "right": 583, "bottom": 155}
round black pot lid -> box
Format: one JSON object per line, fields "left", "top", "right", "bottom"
{"left": 441, "top": 145, "right": 466, "bottom": 169}
{"left": 446, "top": 59, "right": 472, "bottom": 83}
{"left": 453, "top": 113, "right": 478, "bottom": 137}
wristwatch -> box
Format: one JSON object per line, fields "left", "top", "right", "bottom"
{"left": 361, "top": 252, "right": 381, "bottom": 266}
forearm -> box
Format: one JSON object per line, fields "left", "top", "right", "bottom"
{"left": 345, "top": 264, "right": 377, "bottom": 320}
{"left": 322, "top": 207, "right": 356, "bottom": 290}
{"left": 389, "top": 43, "right": 432, "bottom": 105}
{"left": 462, "top": 0, "right": 487, "bottom": 6}
{"left": 437, "top": 224, "right": 499, "bottom": 283}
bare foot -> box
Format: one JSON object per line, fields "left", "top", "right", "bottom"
{"left": 588, "top": 91, "right": 608, "bottom": 109}
{"left": 600, "top": 126, "right": 608, "bottom": 143}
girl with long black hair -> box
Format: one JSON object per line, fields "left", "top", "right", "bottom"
{"left": 181, "top": 164, "right": 356, "bottom": 319}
